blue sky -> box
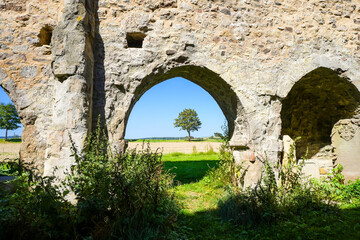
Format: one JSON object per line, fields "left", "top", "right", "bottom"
{"left": 125, "top": 77, "right": 226, "bottom": 139}
{"left": 0, "top": 77, "right": 226, "bottom": 139}
{"left": 0, "top": 87, "right": 23, "bottom": 137}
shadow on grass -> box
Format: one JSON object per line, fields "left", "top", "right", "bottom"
{"left": 163, "top": 160, "right": 219, "bottom": 184}
{"left": 175, "top": 204, "right": 360, "bottom": 240}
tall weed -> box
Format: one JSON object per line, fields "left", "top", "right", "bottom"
{"left": 205, "top": 122, "right": 246, "bottom": 189}
{"left": 218, "top": 140, "right": 337, "bottom": 227}
{"left": 0, "top": 122, "right": 179, "bottom": 240}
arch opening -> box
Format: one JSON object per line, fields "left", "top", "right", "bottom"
{"left": 123, "top": 65, "right": 250, "bottom": 147}
{"left": 125, "top": 77, "right": 226, "bottom": 141}
{"left": 281, "top": 67, "right": 360, "bottom": 159}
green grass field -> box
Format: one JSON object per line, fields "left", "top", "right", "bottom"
{"left": 0, "top": 138, "right": 21, "bottom": 143}
{"left": 163, "top": 153, "right": 360, "bottom": 240}
{"left": 127, "top": 138, "right": 222, "bottom": 142}
{"left": 163, "top": 152, "right": 219, "bottom": 184}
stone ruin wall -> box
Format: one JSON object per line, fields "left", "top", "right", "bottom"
{"left": 0, "top": 0, "right": 360, "bottom": 182}
{"left": 0, "top": 0, "right": 66, "bottom": 172}
{"left": 0, "top": 0, "right": 97, "bottom": 176}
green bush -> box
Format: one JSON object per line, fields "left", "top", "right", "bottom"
{"left": 343, "top": 178, "right": 360, "bottom": 201}
{"left": 204, "top": 133, "right": 246, "bottom": 189}
{"left": 217, "top": 140, "right": 337, "bottom": 227}
{"left": 0, "top": 123, "right": 178, "bottom": 240}
{"left": 311, "top": 164, "right": 360, "bottom": 204}
{"left": 0, "top": 162, "right": 74, "bottom": 240}
{"left": 0, "top": 161, "right": 19, "bottom": 176}
{"left": 66, "top": 126, "right": 179, "bottom": 239}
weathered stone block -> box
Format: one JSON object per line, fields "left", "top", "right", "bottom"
{"left": 332, "top": 120, "right": 360, "bottom": 181}
{"left": 300, "top": 160, "right": 320, "bottom": 179}
{"left": 12, "top": 44, "right": 28, "bottom": 52}
{"left": 0, "top": 66, "right": 7, "bottom": 82}
{"left": 0, "top": 0, "right": 27, "bottom": 12}
{"left": 19, "top": 66, "right": 38, "bottom": 79}
{"left": 52, "top": 59, "right": 77, "bottom": 78}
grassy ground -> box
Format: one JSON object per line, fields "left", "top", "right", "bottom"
{"left": 162, "top": 153, "right": 360, "bottom": 240}
{"left": 163, "top": 152, "right": 219, "bottom": 184}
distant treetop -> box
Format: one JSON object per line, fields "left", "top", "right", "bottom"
{"left": 174, "top": 108, "right": 202, "bottom": 141}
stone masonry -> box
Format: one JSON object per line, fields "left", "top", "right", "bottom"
{"left": 0, "top": 0, "right": 360, "bottom": 182}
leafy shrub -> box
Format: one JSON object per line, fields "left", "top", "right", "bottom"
{"left": 0, "top": 161, "right": 74, "bottom": 240}
{"left": 205, "top": 132, "right": 245, "bottom": 189}
{"left": 218, "top": 159, "right": 331, "bottom": 227}
{"left": 0, "top": 161, "right": 19, "bottom": 176}
{"left": 343, "top": 178, "right": 360, "bottom": 202}
{"left": 0, "top": 123, "right": 178, "bottom": 240}
{"left": 311, "top": 164, "right": 360, "bottom": 204}
{"left": 217, "top": 140, "right": 336, "bottom": 227}
{"left": 66, "top": 126, "right": 178, "bottom": 239}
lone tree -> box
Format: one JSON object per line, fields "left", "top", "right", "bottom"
{"left": 0, "top": 103, "right": 21, "bottom": 141}
{"left": 174, "top": 108, "right": 202, "bottom": 141}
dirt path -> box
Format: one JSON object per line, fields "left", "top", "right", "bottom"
{"left": 0, "top": 141, "right": 222, "bottom": 161}
{"left": 0, "top": 143, "right": 20, "bottom": 161}
{"left": 127, "top": 142, "right": 222, "bottom": 154}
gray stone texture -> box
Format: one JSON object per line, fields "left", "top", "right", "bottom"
{"left": 0, "top": 66, "right": 7, "bottom": 82}
{"left": 19, "top": 66, "right": 37, "bottom": 78}
{"left": 0, "top": 0, "right": 359, "bottom": 182}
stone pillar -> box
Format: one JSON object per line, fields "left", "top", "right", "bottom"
{"left": 230, "top": 127, "right": 262, "bottom": 187}
{"left": 44, "top": 0, "right": 96, "bottom": 178}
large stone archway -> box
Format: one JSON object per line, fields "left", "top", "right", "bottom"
{"left": 108, "top": 65, "right": 260, "bottom": 184}
{"left": 107, "top": 65, "right": 251, "bottom": 149}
